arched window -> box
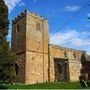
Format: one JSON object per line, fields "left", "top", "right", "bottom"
{"left": 73, "top": 53, "right": 76, "bottom": 59}
{"left": 36, "top": 23, "right": 41, "bottom": 30}
{"left": 15, "top": 63, "right": 19, "bottom": 75}
{"left": 16, "top": 25, "right": 19, "bottom": 33}
{"left": 64, "top": 52, "right": 67, "bottom": 58}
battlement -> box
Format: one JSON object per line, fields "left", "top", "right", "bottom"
{"left": 12, "top": 9, "right": 27, "bottom": 24}
{"left": 12, "top": 9, "right": 48, "bottom": 24}
{"left": 50, "top": 44, "right": 86, "bottom": 53}
{"left": 27, "top": 10, "right": 48, "bottom": 22}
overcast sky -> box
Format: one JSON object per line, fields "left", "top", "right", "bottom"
{"left": 4, "top": 0, "right": 90, "bottom": 54}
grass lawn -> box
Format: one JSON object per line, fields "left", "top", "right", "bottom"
{"left": 0, "top": 82, "right": 90, "bottom": 89}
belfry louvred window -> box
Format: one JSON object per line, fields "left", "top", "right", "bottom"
{"left": 36, "top": 23, "right": 41, "bottom": 30}
{"left": 64, "top": 52, "right": 67, "bottom": 57}
{"left": 73, "top": 53, "right": 76, "bottom": 59}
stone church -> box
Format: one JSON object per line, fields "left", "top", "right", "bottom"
{"left": 0, "top": 0, "right": 89, "bottom": 84}
{"left": 0, "top": 0, "right": 88, "bottom": 85}
{"left": 11, "top": 9, "right": 87, "bottom": 84}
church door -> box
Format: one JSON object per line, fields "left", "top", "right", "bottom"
{"left": 54, "top": 58, "right": 69, "bottom": 82}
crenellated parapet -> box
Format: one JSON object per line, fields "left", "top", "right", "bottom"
{"left": 12, "top": 9, "right": 48, "bottom": 24}
{"left": 50, "top": 44, "right": 87, "bottom": 60}
{"left": 50, "top": 44, "right": 86, "bottom": 53}
{"left": 12, "top": 9, "right": 27, "bottom": 24}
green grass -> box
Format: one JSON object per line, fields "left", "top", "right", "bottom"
{"left": 1, "top": 82, "right": 90, "bottom": 89}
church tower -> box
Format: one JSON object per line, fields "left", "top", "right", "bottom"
{"left": 11, "top": 10, "right": 49, "bottom": 84}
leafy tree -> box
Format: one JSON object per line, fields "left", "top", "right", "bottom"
{"left": 0, "top": 28, "right": 17, "bottom": 85}
{"left": 0, "top": 43, "right": 17, "bottom": 84}
{"left": 0, "top": 0, "right": 17, "bottom": 84}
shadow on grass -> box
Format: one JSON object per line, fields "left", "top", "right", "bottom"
{"left": 0, "top": 85, "right": 8, "bottom": 89}
{"left": 87, "top": 82, "right": 90, "bottom": 87}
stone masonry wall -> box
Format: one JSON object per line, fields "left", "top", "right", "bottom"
{"left": 11, "top": 11, "right": 27, "bottom": 83}
{"left": 68, "top": 60, "right": 82, "bottom": 82}
{"left": 25, "top": 11, "right": 49, "bottom": 84}
{"left": 25, "top": 51, "right": 48, "bottom": 84}
{"left": 50, "top": 45, "right": 84, "bottom": 82}
{"left": 11, "top": 14, "right": 26, "bottom": 53}
{"left": 16, "top": 52, "right": 26, "bottom": 83}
